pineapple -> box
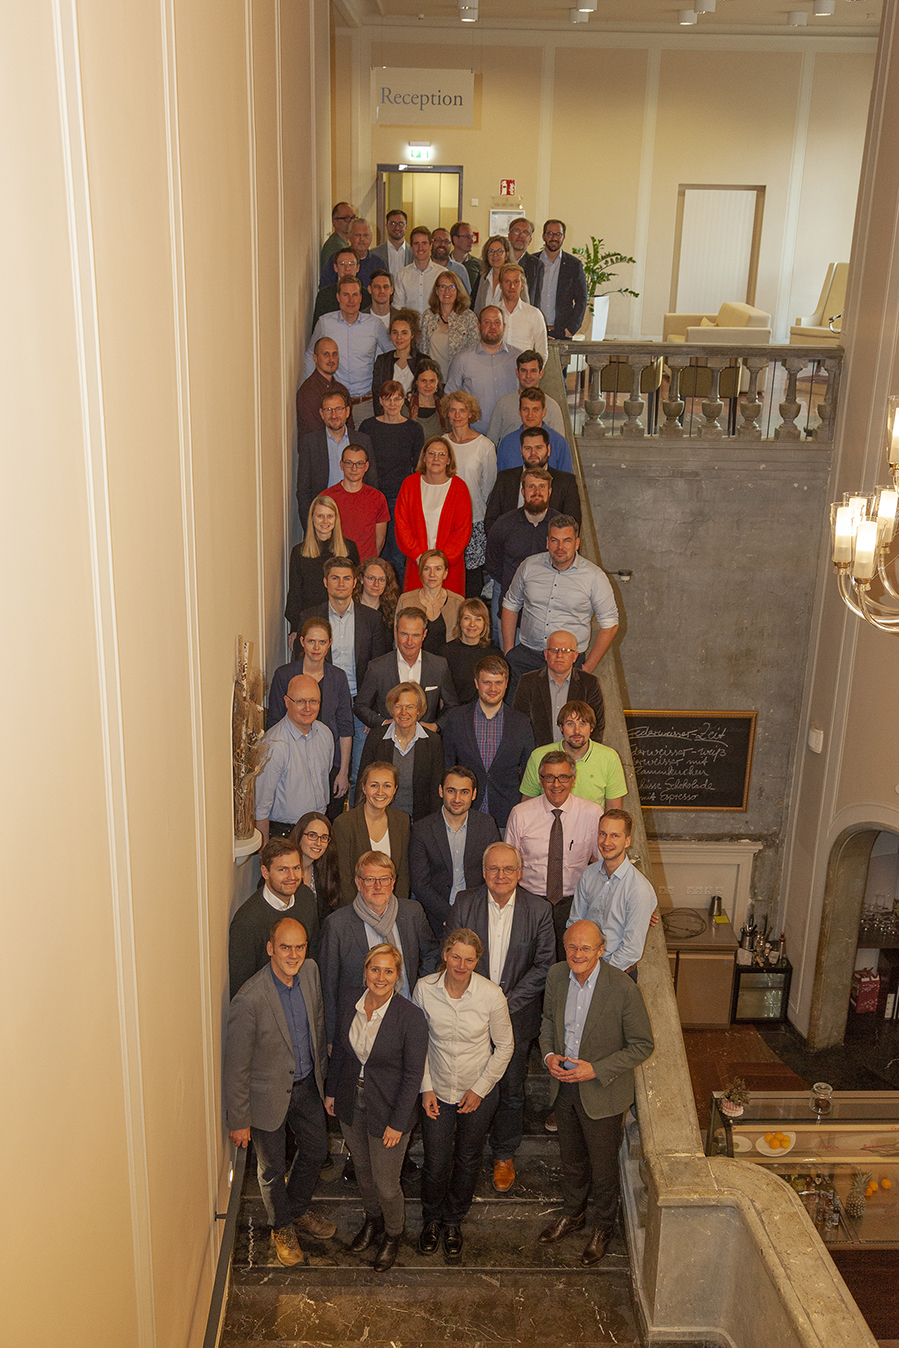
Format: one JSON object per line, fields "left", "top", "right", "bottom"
{"left": 845, "top": 1170, "right": 872, "bottom": 1219}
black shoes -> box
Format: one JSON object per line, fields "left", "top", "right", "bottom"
{"left": 581, "top": 1228, "right": 612, "bottom": 1266}
{"left": 342, "top": 1156, "right": 356, "bottom": 1184}
{"left": 349, "top": 1214, "right": 384, "bottom": 1252}
{"left": 538, "top": 1212, "right": 586, "bottom": 1244}
{"left": 443, "top": 1224, "right": 463, "bottom": 1259}
{"left": 373, "top": 1232, "right": 402, "bottom": 1272}
{"left": 400, "top": 1154, "right": 420, "bottom": 1178}
{"left": 418, "top": 1220, "right": 442, "bottom": 1255}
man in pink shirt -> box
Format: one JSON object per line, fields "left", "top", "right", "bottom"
{"left": 504, "top": 749, "right": 601, "bottom": 959}
{"left": 326, "top": 444, "right": 390, "bottom": 561}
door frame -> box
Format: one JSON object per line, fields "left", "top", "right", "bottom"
{"left": 375, "top": 164, "right": 464, "bottom": 241}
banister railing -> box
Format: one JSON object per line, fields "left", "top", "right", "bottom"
{"left": 556, "top": 339, "right": 843, "bottom": 444}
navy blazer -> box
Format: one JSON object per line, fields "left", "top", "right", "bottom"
{"left": 353, "top": 649, "right": 458, "bottom": 730}
{"left": 441, "top": 701, "right": 535, "bottom": 830}
{"left": 355, "top": 725, "right": 445, "bottom": 821}
{"left": 484, "top": 465, "right": 581, "bottom": 535}
{"left": 298, "top": 600, "right": 390, "bottom": 694}
{"left": 317, "top": 897, "right": 440, "bottom": 1042}
{"left": 296, "top": 427, "right": 376, "bottom": 526}
{"left": 528, "top": 250, "right": 588, "bottom": 338}
{"left": 266, "top": 659, "right": 353, "bottom": 769}
{"left": 512, "top": 665, "right": 605, "bottom": 746}
{"left": 326, "top": 988, "right": 428, "bottom": 1137}
{"left": 454, "top": 885, "right": 555, "bottom": 1040}
{"left": 409, "top": 807, "right": 501, "bottom": 939}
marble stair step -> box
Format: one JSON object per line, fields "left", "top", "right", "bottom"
{"left": 221, "top": 1267, "right": 639, "bottom": 1346}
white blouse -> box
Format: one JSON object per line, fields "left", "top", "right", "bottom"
{"left": 448, "top": 434, "right": 497, "bottom": 524}
{"left": 420, "top": 478, "right": 452, "bottom": 548}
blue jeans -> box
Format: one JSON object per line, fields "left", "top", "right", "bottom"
{"left": 420, "top": 1084, "right": 499, "bottom": 1224}
{"left": 250, "top": 1072, "right": 329, "bottom": 1230}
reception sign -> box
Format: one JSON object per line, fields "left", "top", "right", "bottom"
{"left": 371, "top": 68, "right": 474, "bottom": 126}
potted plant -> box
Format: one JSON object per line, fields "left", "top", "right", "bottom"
{"left": 572, "top": 236, "right": 639, "bottom": 340}
{"left": 720, "top": 1076, "right": 750, "bottom": 1119}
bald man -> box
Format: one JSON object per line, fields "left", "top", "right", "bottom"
{"left": 254, "top": 674, "right": 334, "bottom": 843}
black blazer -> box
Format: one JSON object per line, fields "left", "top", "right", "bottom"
{"left": 409, "top": 807, "right": 501, "bottom": 939}
{"left": 285, "top": 540, "right": 360, "bottom": 633}
{"left": 355, "top": 725, "right": 445, "bottom": 821}
{"left": 454, "top": 884, "right": 555, "bottom": 1041}
{"left": 371, "top": 349, "right": 428, "bottom": 417}
{"left": 326, "top": 989, "right": 429, "bottom": 1137}
{"left": 441, "top": 701, "right": 535, "bottom": 830}
{"left": 298, "top": 600, "right": 391, "bottom": 692}
{"left": 519, "top": 252, "right": 540, "bottom": 296}
{"left": 332, "top": 803, "right": 410, "bottom": 906}
{"left": 484, "top": 465, "right": 581, "bottom": 535}
{"left": 528, "top": 250, "right": 588, "bottom": 338}
{"left": 318, "top": 897, "right": 440, "bottom": 1042}
{"left": 353, "top": 649, "right": 458, "bottom": 730}
{"left": 512, "top": 665, "right": 605, "bottom": 746}
{"left": 296, "top": 428, "right": 376, "bottom": 526}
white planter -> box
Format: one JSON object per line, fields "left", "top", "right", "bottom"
{"left": 591, "top": 293, "right": 610, "bottom": 341}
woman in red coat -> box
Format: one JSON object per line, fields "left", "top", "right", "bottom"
{"left": 394, "top": 436, "right": 472, "bottom": 597}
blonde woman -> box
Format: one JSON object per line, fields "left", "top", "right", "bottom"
{"left": 419, "top": 271, "right": 479, "bottom": 379}
{"left": 441, "top": 390, "right": 497, "bottom": 595}
{"left": 285, "top": 494, "right": 359, "bottom": 638}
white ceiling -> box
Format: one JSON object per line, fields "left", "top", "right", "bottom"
{"left": 334, "top": 0, "right": 881, "bottom": 35}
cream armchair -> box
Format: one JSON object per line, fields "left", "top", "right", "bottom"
{"left": 789, "top": 263, "right": 848, "bottom": 346}
{"left": 663, "top": 301, "right": 772, "bottom": 343}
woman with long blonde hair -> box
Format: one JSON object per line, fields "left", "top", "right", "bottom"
{"left": 285, "top": 494, "right": 359, "bottom": 642}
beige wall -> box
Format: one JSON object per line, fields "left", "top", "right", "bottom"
{"left": 333, "top": 29, "right": 874, "bottom": 339}
{"left": 0, "top": 0, "right": 325, "bottom": 1342}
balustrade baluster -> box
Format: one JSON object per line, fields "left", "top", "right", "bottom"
{"left": 700, "top": 357, "right": 728, "bottom": 438}
{"left": 813, "top": 357, "right": 841, "bottom": 441}
{"left": 660, "top": 359, "right": 687, "bottom": 438}
{"left": 774, "top": 356, "right": 808, "bottom": 440}
{"left": 621, "top": 358, "right": 649, "bottom": 437}
{"left": 736, "top": 358, "right": 767, "bottom": 440}
{"left": 582, "top": 357, "right": 607, "bottom": 438}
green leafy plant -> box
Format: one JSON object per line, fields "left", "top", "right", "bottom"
{"left": 722, "top": 1076, "right": 750, "bottom": 1108}
{"left": 573, "top": 236, "right": 639, "bottom": 312}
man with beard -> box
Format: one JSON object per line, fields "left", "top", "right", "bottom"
{"left": 519, "top": 701, "right": 625, "bottom": 810}
{"left": 445, "top": 306, "right": 519, "bottom": 435}
{"left": 431, "top": 225, "right": 472, "bottom": 294}
{"left": 528, "top": 219, "right": 588, "bottom": 340}
{"left": 484, "top": 428, "right": 580, "bottom": 535}
{"left": 485, "top": 467, "right": 559, "bottom": 610}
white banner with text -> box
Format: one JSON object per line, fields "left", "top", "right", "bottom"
{"left": 371, "top": 68, "right": 474, "bottom": 127}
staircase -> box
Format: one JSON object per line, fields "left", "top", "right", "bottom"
{"left": 220, "top": 1060, "right": 641, "bottom": 1347}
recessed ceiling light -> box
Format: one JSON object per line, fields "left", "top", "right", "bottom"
{"left": 679, "top": 8, "right": 699, "bottom": 22}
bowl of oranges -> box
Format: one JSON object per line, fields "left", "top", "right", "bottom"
{"left": 756, "top": 1130, "right": 797, "bottom": 1156}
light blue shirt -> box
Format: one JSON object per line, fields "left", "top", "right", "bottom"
{"left": 445, "top": 258, "right": 472, "bottom": 295}
{"left": 539, "top": 250, "right": 562, "bottom": 327}
{"left": 496, "top": 423, "right": 573, "bottom": 473}
{"left": 255, "top": 717, "right": 333, "bottom": 823}
{"left": 502, "top": 552, "right": 619, "bottom": 653}
{"left": 445, "top": 342, "right": 521, "bottom": 434}
{"left": 563, "top": 959, "right": 602, "bottom": 1061}
{"left": 326, "top": 428, "right": 350, "bottom": 489}
{"left": 304, "top": 312, "right": 392, "bottom": 396}
{"left": 328, "top": 602, "right": 357, "bottom": 694}
{"left": 444, "top": 810, "right": 469, "bottom": 906}
{"left": 568, "top": 855, "right": 658, "bottom": 971}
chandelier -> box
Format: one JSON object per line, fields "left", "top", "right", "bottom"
{"left": 830, "top": 397, "right": 899, "bottom": 632}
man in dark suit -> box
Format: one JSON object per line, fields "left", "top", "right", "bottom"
{"left": 409, "top": 766, "right": 501, "bottom": 939}
{"left": 354, "top": 607, "right": 458, "bottom": 732}
{"left": 229, "top": 838, "right": 322, "bottom": 999}
{"left": 538, "top": 919, "right": 654, "bottom": 1266}
{"left": 484, "top": 428, "right": 581, "bottom": 536}
{"left": 224, "top": 916, "right": 335, "bottom": 1266}
{"left": 317, "top": 849, "right": 439, "bottom": 1044}
{"left": 296, "top": 336, "right": 353, "bottom": 440}
{"left": 513, "top": 630, "right": 605, "bottom": 745}
{"left": 529, "top": 219, "right": 588, "bottom": 340}
{"left": 296, "top": 388, "right": 375, "bottom": 527}
{"left": 455, "top": 842, "right": 555, "bottom": 1193}
{"left": 441, "top": 655, "right": 534, "bottom": 830}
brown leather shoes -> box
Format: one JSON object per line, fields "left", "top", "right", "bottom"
{"left": 581, "top": 1228, "right": 612, "bottom": 1266}
{"left": 295, "top": 1210, "right": 337, "bottom": 1240}
{"left": 272, "top": 1224, "right": 304, "bottom": 1266}
{"left": 538, "top": 1212, "right": 585, "bottom": 1244}
{"left": 493, "top": 1159, "right": 515, "bottom": 1192}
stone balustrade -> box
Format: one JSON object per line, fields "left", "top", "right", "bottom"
{"left": 556, "top": 339, "right": 843, "bottom": 444}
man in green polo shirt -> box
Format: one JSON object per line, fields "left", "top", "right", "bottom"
{"left": 519, "top": 700, "right": 626, "bottom": 809}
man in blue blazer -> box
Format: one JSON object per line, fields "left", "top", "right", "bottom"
{"left": 441, "top": 655, "right": 535, "bottom": 829}
{"left": 296, "top": 390, "right": 376, "bottom": 526}
{"left": 317, "top": 850, "right": 439, "bottom": 1044}
{"left": 223, "top": 916, "right": 335, "bottom": 1266}
{"left": 528, "top": 220, "right": 588, "bottom": 340}
{"left": 409, "top": 766, "right": 501, "bottom": 939}
{"left": 455, "top": 842, "right": 555, "bottom": 1192}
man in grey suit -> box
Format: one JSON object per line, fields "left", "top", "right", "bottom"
{"left": 539, "top": 919, "right": 654, "bottom": 1266}
{"left": 224, "top": 916, "right": 335, "bottom": 1266}
{"left": 317, "top": 850, "right": 439, "bottom": 1044}
{"left": 353, "top": 607, "right": 458, "bottom": 732}
{"left": 455, "top": 842, "right": 554, "bottom": 1193}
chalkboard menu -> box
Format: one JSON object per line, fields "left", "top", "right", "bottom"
{"left": 624, "top": 710, "right": 757, "bottom": 811}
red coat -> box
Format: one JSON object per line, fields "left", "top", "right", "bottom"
{"left": 394, "top": 473, "right": 472, "bottom": 596}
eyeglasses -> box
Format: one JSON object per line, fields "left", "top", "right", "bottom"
{"left": 546, "top": 646, "right": 576, "bottom": 656}
{"left": 285, "top": 696, "right": 320, "bottom": 708}
{"left": 544, "top": 231, "right": 564, "bottom": 239}
{"left": 485, "top": 865, "right": 519, "bottom": 877}
{"left": 540, "top": 773, "right": 574, "bottom": 786}
{"left": 302, "top": 830, "right": 330, "bottom": 843}
{"left": 487, "top": 247, "right": 507, "bottom": 258}
{"left": 563, "top": 944, "right": 598, "bottom": 955}
{"left": 437, "top": 285, "right": 457, "bottom": 293}
{"left": 359, "top": 875, "right": 393, "bottom": 888}
{"left": 334, "top": 214, "right": 355, "bottom": 223}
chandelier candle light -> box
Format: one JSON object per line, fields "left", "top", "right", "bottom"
{"left": 830, "top": 397, "right": 899, "bottom": 631}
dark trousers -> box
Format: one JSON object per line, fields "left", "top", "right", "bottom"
{"left": 250, "top": 1071, "right": 329, "bottom": 1230}
{"left": 489, "top": 1030, "right": 532, "bottom": 1160}
{"left": 554, "top": 1080, "right": 623, "bottom": 1233}
{"left": 339, "top": 1083, "right": 409, "bottom": 1235}
{"left": 550, "top": 895, "right": 575, "bottom": 961}
{"left": 420, "top": 1084, "right": 499, "bottom": 1224}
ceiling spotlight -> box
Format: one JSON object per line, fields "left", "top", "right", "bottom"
{"left": 570, "top": 7, "right": 589, "bottom": 20}
{"left": 679, "top": 9, "right": 699, "bottom": 22}
{"left": 787, "top": 9, "right": 809, "bottom": 22}
{"left": 813, "top": 0, "right": 835, "bottom": 11}
{"left": 695, "top": 0, "right": 716, "bottom": 11}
